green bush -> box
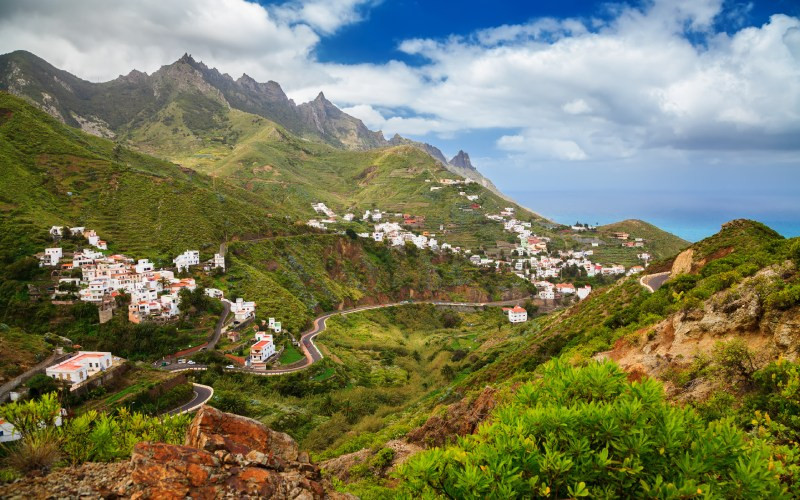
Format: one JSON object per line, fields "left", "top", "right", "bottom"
{"left": 398, "top": 358, "right": 786, "bottom": 498}
{"left": 769, "top": 284, "right": 800, "bottom": 311}
{"left": 711, "top": 339, "right": 756, "bottom": 381}
{"left": 0, "top": 393, "right": 191, "bottom": 471}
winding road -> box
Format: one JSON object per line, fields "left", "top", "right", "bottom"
{"left": 640, "top": 271, "right": 671, "bottom": 293}
{"left": 165, "top": 383, "right": 214, "bottom": 415}
{"left": 161, "top": 297, "right": 534, "bottom": 376}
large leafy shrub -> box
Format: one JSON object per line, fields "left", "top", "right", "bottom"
{"left": 398, "top": 359, "right": 787, "bottom": 498}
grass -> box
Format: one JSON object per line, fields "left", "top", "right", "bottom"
{"left": 279, "top": 344, "right": 303, "bottom": 364}
{"left": 0, "top": 327, "right": 50, "bottom": 382}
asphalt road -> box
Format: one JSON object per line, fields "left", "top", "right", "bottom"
{"left": 640, "top": 272, "right": 671, "bottom": 292}
{"left": 165, "top": 383, "right": 213, "bottom": 415}
{"left": 160, "top": 297, "right": 533, "bottom": 376}
{"left": 207, "top": 300, "right": 231, "bottom": 350}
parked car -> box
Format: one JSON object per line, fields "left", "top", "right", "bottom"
{"left": 187, "top": 360, "right": 195, "bottom": 365}
{"left": 178, "top": 359, "right": 186, "bottom": 364}
{"left": 225, "top": 364, "right": 235, "bottom": 369}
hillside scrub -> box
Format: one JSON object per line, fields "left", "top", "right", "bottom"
{"left": 398, "top": 358, "right": 789, "bottom": 498}
{"left": 0, "top": 393, "right": 191, "bottom": 479}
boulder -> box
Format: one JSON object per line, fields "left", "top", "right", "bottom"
{"left": 122, "top": 406, "right": 337, "bottom": 499}
{"left": 186, "top": 405, "right": 299, "bottom": 464}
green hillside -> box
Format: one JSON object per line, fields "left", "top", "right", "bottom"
{"left": 124, "top": 100, "right": 548, "bottom": 249}
{"left": 257, "top": 221, "right": 799, "bottom": 497}
{"left": 0, "top": 92, "right": 298, "bottom": 262}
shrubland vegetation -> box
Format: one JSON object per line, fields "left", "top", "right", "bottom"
{"left": 0, "top": 393, "right": 190, "bottom": 480}
{"left": 398, "top": 358, "right": 794, "bottom": 498}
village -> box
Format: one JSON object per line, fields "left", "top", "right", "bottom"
{"left": 29, "top": 226, "right": 292, "bottom": 381}
{"left": 306, "top": 175, "right": 653, "bottom": 313}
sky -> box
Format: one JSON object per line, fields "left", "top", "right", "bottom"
{"left": 1, "top": 0, "right": 799, "bottom": 239}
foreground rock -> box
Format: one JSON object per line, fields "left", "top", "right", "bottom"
{"left": 0, "top": 406, "right": 347, "bottom": 499}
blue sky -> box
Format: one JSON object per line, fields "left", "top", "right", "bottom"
{"left": 1, "top": 0, "right": 798, "bottom": 239}
{"left": 309, "top": 0, "right": 799, "bottom": 65}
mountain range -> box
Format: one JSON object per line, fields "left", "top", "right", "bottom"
{"left": 0, "top": 50, "right": 497, "bottom": 191}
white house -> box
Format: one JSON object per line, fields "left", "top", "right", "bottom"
{"left": 204, "top": 288, "right": 224, "bottom": 299}
{"left": 250, "top": 335, "right": 276, "bottom": 363}
{"left": 231, "top": 298, "right": 256, "bottom": 323}
{"left": 372, "top": 232, "right": 384, "bottom": 242}
{"left": 69, "top": 227, "right": 85, "bottom": 236}
{"left": 504, "top": 305, "right": 528, "bottom": 323}
{"left": 49, "top": 226, "right": 64, "bottom": 238}
{"left": 46, "top": 351, "right": 112, "bottom": 385}
{"left": 135, "top": 259, "right": 154, "bottom": 274}
{"left": 173, "top": 250, "right": 200, "bottom": 272}
{"left": 42, "top": 247, "right": 63, "bottom": 266}
{"left": 538, "top": 289, "right": 555, "bottom": 300}
{"left": 343, "top": 213, "right": 354, "bottom": 221}
{"left": 577, "top": 285, "right": 592, "bottom": 301}
{"left": 556, "top": 283, "right": 576, "bottom": 295}
{"left": 213, "top": 253, "right": 225, "bottom": 271}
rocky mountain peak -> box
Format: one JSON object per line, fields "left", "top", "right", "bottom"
{"left": 178, "top": 52, "right": 196, "bottom": 64}
{"left": 449, "top": 150, "right": 474, "bottom": 170}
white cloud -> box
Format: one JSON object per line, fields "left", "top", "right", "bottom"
{"left": 562, "top": 99, "right": 592, "bottom": 115}
{"left": 274, "top": 0, "right": 380, "bottom": 35}
{"left": 0, "top": 0, "right": 798, "bottom": 171}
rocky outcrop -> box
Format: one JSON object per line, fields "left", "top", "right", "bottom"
{"left": 320, "top": 439, "right": 423, "bottom": 482}
{"left": 448, "top": 150, "right": 474, "bottom": 170}
{"left": 407, "top": 386, "right": 499, "bottom": 448}
{"left": 124, "top": 406, "right": 341, "bottom": 499}
{"left": 597, "top": 262, "right": 800, "bottom": 402}
{"left": 0, "top": 406, "right": 347, "bottom": 500}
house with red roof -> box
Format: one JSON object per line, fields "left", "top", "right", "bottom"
{"left": 45, "top": 351, "right": 112, "bottom": 385}
{"left": 250, "top": 334, "right": 275, "bottom": 364}
{"left": 502, "top": 305, "right": 528, "bottom": 323}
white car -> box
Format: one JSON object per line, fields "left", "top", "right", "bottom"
{"left": 187, "top": 360, "right": 195, "bottom": 365}
{"left": 225, "top": 364, "right": 235, "bottom": 369}
{"left": 178, "top": 359, "right": 186, "bottom": 364}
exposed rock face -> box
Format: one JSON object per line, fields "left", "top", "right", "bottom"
{"left": 320, "top": 439, "right": 423, "bottom": 482}
{"left": 448, "top": 150, "right": 475, "bottom": 170}
{"left": 407, "top": 386, "right": 499, "bottom": 448}
{"left": 0, "top": 406, "right": 347, "bottom": 500}
{"left": 125, "top": 406, "right": 338, "bottom": 499}
{"left": 670, "top": 248, "right": 693, "bottom": 278}
{"left": 597, "top": 262, "right": 800, "bottom": 402}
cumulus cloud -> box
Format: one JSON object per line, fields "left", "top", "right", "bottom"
{"left": 0, "top": 0, "right": 798, "bottom": 168}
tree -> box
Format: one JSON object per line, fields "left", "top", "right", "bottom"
{"left": 440, "top": 309, "right": 462, "bottom": 329}
{"left": 27, "top": 374, "right": 61, "bottom": 399}
{"left": 523, "top": 300, "right": 538, "bottom": 317}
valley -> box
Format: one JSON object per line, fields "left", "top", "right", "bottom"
{"left": 0, "top": 46, "right": 798, "bottom": 500}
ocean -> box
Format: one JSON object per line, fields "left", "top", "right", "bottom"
{"left": 505, "top": 190, "right": 800, "bottom": 242}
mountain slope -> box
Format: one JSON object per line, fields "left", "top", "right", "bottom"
{"left": 0, "top": 91, "right": 295, "bottom": 261}
{"left": 0, "top": 50, "right": 503, "bottom": 194}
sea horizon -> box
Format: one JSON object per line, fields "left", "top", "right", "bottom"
{"left": 504, "top": 189, "right": 800, "bottom": 243}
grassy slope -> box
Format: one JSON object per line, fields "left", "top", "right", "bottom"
{"left": 124, "top": 100, "right": 548, "bottom": 249}
{"left": 0, "top": 327, "right": 50, "bottom": 383}
{"left": 0, "top": 92, "right": 298, "bottom": 262}
{"left": 194, "top": 306, "right": 526, "bottom": 453}
{"left": 594, "top": 219, "right": 689, "bottom": 265}
{"left": 214, "top": 234, "right": 532, "bottom": 333}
